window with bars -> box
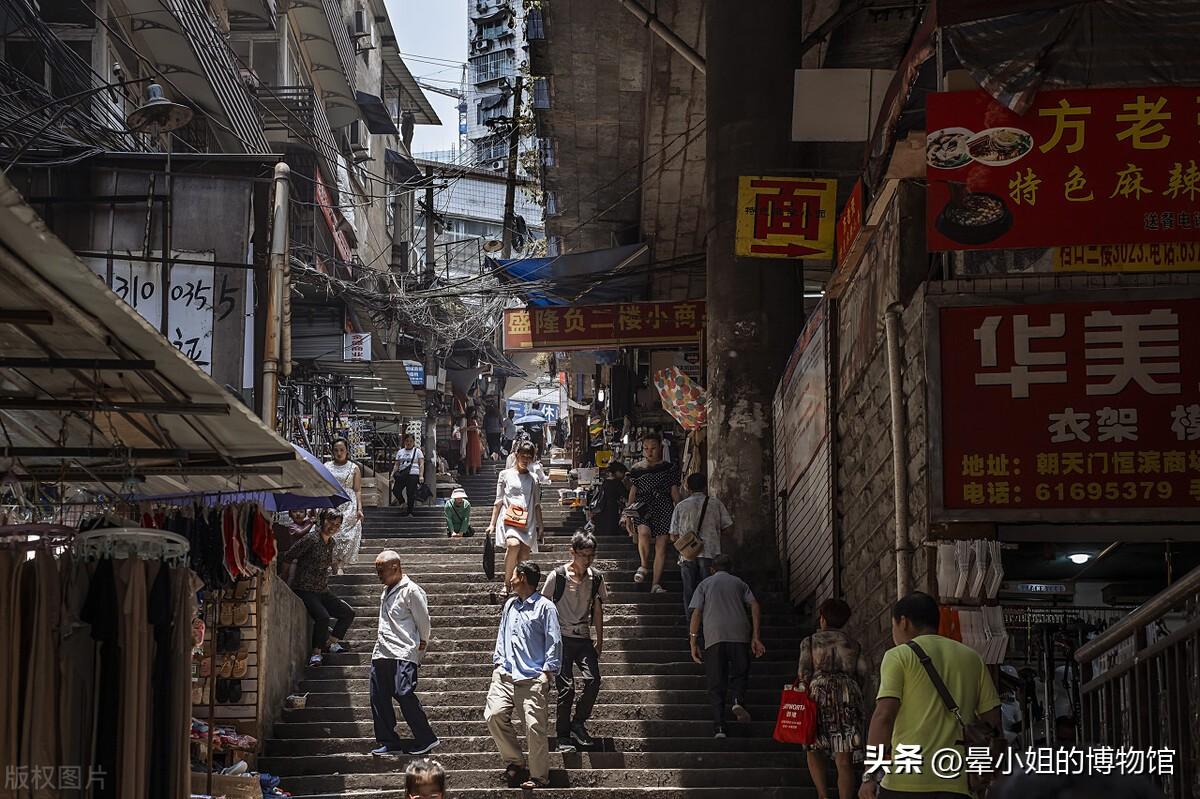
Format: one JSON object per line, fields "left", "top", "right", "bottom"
{"left": 470, "top": 51, "right": 513, "bottom": 83}
{"left": 532, "top": 78, "right": 550, "bottom": 110}
{"left": 526, "top": 7, "right": 545, "bottom": 40}
{"left": 476, "top": 136, "right": 508, "bottom": 162}
{"left": 538, "top": 137, "right": 558, "bottom": 168}
{"left": 545, "top": 190, "right": 561, "bottom": 216}
{"left": 477, "top": 98, "right": 507, "bottom": 126}
{"left": 476, "top": 18, "right": 510, "bottom": 39}
{"left": 547, "top": 235, "right": 563, "bottom": 256}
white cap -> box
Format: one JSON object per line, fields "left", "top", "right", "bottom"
{"left": 451, "top": 488, "right": 468, "bottom": 500}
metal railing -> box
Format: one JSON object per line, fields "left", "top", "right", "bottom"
{"left": 255, "top": 85, "right": 339, "bottom": 175}
{"left": 1076, "top": 564, "right": 1200, "bottom": 799}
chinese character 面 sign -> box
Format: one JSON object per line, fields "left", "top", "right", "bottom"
{"left": 927, "top": 88, "right": 1200, "bottom": 251}
{"left": 736, "top": 176, "right": 836, "bottom": 259}
{"left": 932, "top": 294, "right": 1200, "bottom": 522}
{"left": 502, "top": 301, "right": 706, "bottom": 352}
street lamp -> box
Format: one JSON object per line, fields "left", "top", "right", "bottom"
{"left": 1067, "top": 552, "right": 1092, "bottom": 565}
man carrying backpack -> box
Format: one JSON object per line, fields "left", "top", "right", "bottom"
{"left": 541, "top": 531, "right": 608, "bottom": 753}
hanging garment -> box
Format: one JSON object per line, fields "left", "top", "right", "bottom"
{"left": 116, "top": 558, "right": 151, "bottom": 799}
{"left": 58, "top": 558, "right": 94, "bottom": 799}
{"left": 0, "top": 550, "right": 19, "bottom": 792}
{"left": 20, "top": 552, "right": 61, "bottom": 799}
{"left": 81, "top": 558, "right": 119, "bottom": 799}
{"left": 168, "top": 570, "right": 202, "bottom": 798}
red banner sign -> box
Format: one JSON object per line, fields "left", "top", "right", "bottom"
{"left": 315, "top": 174, "right": 354, "bottom": 264}
{"left": 927, "top": 88, "right": 1200, "bottom": 251}
{"left": 503, "top": 301, "right": 705, "bottom": 352}
{"left": 935, "top": 296, "right": 1200, "bottom": 521}
{"left": 836, "top": 179, "right": 864, "bottom": 267}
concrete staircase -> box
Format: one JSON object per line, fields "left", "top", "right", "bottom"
{"left": 260, "top": 462, "right": 812, "bottom": 797}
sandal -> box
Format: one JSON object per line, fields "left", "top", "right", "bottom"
{"left": 633, "top": 566, "right": 648, "bottom": 583}
{"left": 520, "top": 777, "right": 549, "bottom": 790}
{"left": 219, "top": 602, "right": 234, "bottom": 627}
{"left": 219, "top": 654, "right": 235, "bottom": 679}
{"left": 504, "top": 764, "right": 528, "bottom": 789}
{"left": 232, "top": 650, "right": 249, "bottom": 679}
{"left": 232, "top": 602, "right": 250, "bottom": 626}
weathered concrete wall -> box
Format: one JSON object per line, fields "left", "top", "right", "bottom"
{"left": 256, "top": 571, "right": 315, "bottom": 747}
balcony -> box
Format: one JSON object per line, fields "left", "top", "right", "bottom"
{"left": 256, "top": 85, "right": 339, "bottom": 175}
{"left": 285, "top": 0, "right": 359, "bottom": 127}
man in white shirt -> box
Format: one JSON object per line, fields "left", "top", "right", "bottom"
{"left": 370, "top": 550, "right": 439, "bottom": 756}
{"left": 502, "top": 409, "right": 519, "bottom": 454}
{"left": 670, "top": 473, "right": 734, "bottom": 618}
{"left": 392, "top": 433, "right": 425, "bottom": 516}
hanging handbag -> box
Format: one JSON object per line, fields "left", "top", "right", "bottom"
{"left": 483, "top": 533, "right": 496, "bottom": 580}
{"left": 772, "top": 680, "right": 818, "bottom": 746}
{"left": 417, "top": 482, "right": 433, "bottom": 502}
{"left": 673, "top": 495, "right": 709, "bottom": 561}
{"left": 503, "top": 504, "right": 529, "bottom": 529}
{"left": 907, "top": 641, "right": 1004, "bottom": 796}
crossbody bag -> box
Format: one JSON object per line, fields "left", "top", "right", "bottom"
{"left": 673, "top": 495, "right": 709, "bottom": 561}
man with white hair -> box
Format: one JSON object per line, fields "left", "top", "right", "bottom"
{"left": 370, "top": 550, "right": 439, "bottom": 756}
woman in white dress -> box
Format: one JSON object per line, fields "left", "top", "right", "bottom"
{"left": 325, "top": 437, "right": 364, "bottom": 575}
{"left": 486, "top": 441, "right": 543, "bottom": 595}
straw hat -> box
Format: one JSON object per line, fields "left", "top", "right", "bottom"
{"left": 451, "top": 488, "right": 468, "bottom": 500}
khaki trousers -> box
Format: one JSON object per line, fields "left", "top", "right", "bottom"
{"left": 483, "top": 667, "right": 550, "bottom": 782}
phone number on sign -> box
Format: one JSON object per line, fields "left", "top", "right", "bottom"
{"left": 1035, "top": 480, "right": 1173, "bottom": 502}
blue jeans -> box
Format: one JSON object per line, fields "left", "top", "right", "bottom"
{"left": 680, "top": 556, "right": 713, "bottom": 618}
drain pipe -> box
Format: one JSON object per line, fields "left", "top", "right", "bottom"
{"left": 262, "top": 162, "right": 289, "bottom": 430}
{"left": 885, "top": 302, "right": 913, "bottom": 599}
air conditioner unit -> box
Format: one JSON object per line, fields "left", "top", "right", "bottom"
{"left": 352, "top": 8, "right": 369, "bottom": 38}
{"left": 349, "top": 120, "right": 368, "bottom": 151}
{"left": 475, "top": 39, "right": 492, "bottom": 52}
{"left": 490, "top": 159, "right": 505, "bottom": 170}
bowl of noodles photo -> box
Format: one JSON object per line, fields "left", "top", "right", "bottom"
{"left": 966, "top": 127, "right": 1034, "bottom": 166}
{"left": 926, "top": 127, "right": 974, "bottom": 170}
{"left": 935, "top": 191, "right": 1013, "bottom": 245}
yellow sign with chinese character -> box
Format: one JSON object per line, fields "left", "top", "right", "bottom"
{"left": 735, "top": 176, "right": 837, "bottom": 260}
{"left": 1054, "top": 242, "right": 1200, "bottom": 272}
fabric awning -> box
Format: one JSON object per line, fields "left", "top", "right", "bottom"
{"left": 493, "top": 243, "right": 649, "bottom": 307}
{"left": 0, "top": 174, "right": 331, "bottom": 499}
{"left": 386, "top": 148, "right": 425, "bottom": 185}
{"left": 356, "top": 91, "right": 400, "bottom": 135}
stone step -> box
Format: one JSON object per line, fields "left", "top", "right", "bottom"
{"left": 295, "top": 687, "right": 789, "bottom": 709}
{"left": 297, "top": 674, "right": 797, "bottom": 695}
{"left": 326, "top": 591, "right": 716, "bottom": 605}
{"left": 259, "top": 750, "right": 804, "bottom": 777}
{"left": 333, "top": 634, "right": 804, "bottom": 650}
{"left": 305, "top": 652, "right": 799, "bottom": 668}
{"left": 297, "top": 662, "right": 797, "bottom": 680}
{"left": 290, "top": 784, "right": 810, "bottom": 799}
{"left": 279, "top": 701, "right": 784, "bottom": 724}
{"left": 265, "top": 734, "right": 797, "bottom": 757}
{"left": 271, "top": 719, "right": 781, "bottom": 742}
{"left": 274, "top": 765, "right": 803, "bottom": 794}
{"left": 325, "top": 624, "right": 800, "bottom": 638}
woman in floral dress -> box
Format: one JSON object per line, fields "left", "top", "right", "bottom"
{"left": 324, "top": 437, "right": 364, "bottom": 575}
{"left": 627, "top": 431, "right": 681, "bottom": 593}
{"left": 797, "top": 598, "right": 871, "bottom": 799}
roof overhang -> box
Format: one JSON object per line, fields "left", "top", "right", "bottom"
{"left": 287, "top": 0, "right": 360, "bottom": 128}
{"left": 0, "top": 173, "right": 332, "bottom": 499}
{"left": 375, "top": 16, "right": 441, "bottom": 127}
{"left": 310, "top": 359, "right": 425, "bottom": 418}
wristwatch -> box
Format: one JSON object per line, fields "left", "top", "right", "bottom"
{"left": 862, "top": 770, "right": 883, "bottom": 784}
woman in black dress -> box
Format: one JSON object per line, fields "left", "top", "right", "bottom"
{"left": 627, "top": 432, "right": 681, "bottom": 593}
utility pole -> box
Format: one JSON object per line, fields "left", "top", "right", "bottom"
{"left": 705, "top": 0, "right": 804, "bottom": 578}
{"left": 422, "top": 165, "right": 439, "bottom": 502}
{"left": 500, "top": 76, "right": 524, "bottom": 260}
{"left": 262, "top": 162, "right": 290, "bottom": 431}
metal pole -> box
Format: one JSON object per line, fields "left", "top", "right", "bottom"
{"left": 614, "top": 0, "right": 706, "bottom": 73}
{"left": 423, "top": 167, "right": 438, "bottom": 502}
{"left": 885, "top": 303, "right": 912, "bottom": 599}
{"left": 500, "top": 76, "right": 524, "bottom": 260}
{"left": 262, "top": 162, "right": 290, "bottom": 430}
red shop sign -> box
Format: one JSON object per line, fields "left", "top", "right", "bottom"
{"left": 315, "top": 174, "right": 354, "bottom": 264}
{"left": 503, "top": 301, "right": 705, "bottom": 352}
{"left": 836, "top": 179, "right": 864, "bottom": 267}
{"left": 926, "top": 88, "right": 1200, "bottom": 251}
{"left": 932, "top": 295, "right": 1200, "bottom": 522}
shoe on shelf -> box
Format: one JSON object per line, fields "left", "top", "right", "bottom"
{"left": 633, "top": 566, "right": 648, "bottom": 583}
{"left": 221, "top": 760, "right": 248, "bottom": 776}
{"left": 650, "top": 584, "right": 667, "bottom": 594}
{"left": 308, "top": 653, "right": 323, "bottom": 667}
{"left": 370, "top": 745, "right": 401, "bottom": 757}
{"left": 731, "top": 702, "right": 752, "bottom": 723}
{"left": 714, "top": 724, "right": 728, "bottom": 739}
{"left": 404, "top": 738, "right": 441, "bottom": 756}
{"left": 570, "top": 723, "right": 596, "bottom": 748}
{"left": 554, "top": 737, "right": 577, "bottom": 753}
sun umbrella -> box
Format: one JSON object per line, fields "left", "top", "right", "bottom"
{"left": 515, "top": 413, "right": 549, "bottom": 425}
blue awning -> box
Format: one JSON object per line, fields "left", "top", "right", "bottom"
{"left": 492, "top": 243, "right": 649, "bottom": 307}
{"left": 355, "top": 91, "right": 400, "bottom": 135}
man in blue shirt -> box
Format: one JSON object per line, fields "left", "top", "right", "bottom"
{"left": 484, "top": 561, "right": 562, "bottom": 790}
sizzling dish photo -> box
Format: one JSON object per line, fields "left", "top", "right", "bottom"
{"left": 935, "top": 191, "right": 1013, "bottom": 245}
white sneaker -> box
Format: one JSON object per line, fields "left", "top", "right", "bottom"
{"left": 633, "top": 567, "right": 648, "bottom": 583}
{"left": 221, "top": 760, "right": 248, "bottom": 776}
{"left": 732, "top": 702, "right": 752, "bottom": 722}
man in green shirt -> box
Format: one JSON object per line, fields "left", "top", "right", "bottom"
{"left": 861, "top": 592, "right": 1001, "bottom": 799}
{"left": 444, "top": 488, "right": 473, "bottom": 538}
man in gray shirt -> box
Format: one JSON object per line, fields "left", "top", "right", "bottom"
{"left": 688, "top": 555, "right": 766, "bottom": 739}
{"left": 370, "top": 550, "right": 439, "bottom": 756}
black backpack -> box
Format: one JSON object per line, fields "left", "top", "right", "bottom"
{"left": 549, "top": 565, "right": 603, "bottom": 624}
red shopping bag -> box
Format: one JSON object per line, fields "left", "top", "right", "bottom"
{"left": 773, "top": 682, "right": 817, "bottom": 745}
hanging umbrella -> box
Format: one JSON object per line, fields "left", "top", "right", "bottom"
{"left": 131, "top": 444, "right": 350, "bottom": 511}
{"left": 653, "top": 367, "right": 708, "bottom": 430}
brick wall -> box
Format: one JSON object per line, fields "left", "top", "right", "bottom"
{"left": 836, "top": 285, "right": 930, "bottom": 664}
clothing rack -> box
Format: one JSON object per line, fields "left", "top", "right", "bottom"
{"left": 74, "top": 526, "right": 191, "bottom": 566}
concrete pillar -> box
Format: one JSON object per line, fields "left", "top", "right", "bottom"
{"left": 705, "top": 0, "right": 805, "bottom": 577}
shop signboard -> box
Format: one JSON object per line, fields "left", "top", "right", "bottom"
{"left": 403, "top": 360, "right": 424, "bottom": 386}
{"left": 1054, "top": 242, "right": 1200, "bottom": 273}
{"left": 927, "top": 88, "right": 1200, "bottom": 251}
{"left": 929, "top": 291, "right": 1200, "bottom": 522}
{"left": 735, "top": 176, "right": 837, "bottom": 259}
{"left": 836, "top": 179, "right": 864, "bottom": 267}
{"left": 773, "top": 299, "right": 836, "bottom": 603}
{"left": 343, "top": 332, "right": 372, "bottom": 362}
{"left": 85, "top": 251, "right": 216, "bottom": 374}
{"left": 506, "top": 400, "right": 559, "bottom": 422}
{"left": 315, "top": 173, "right": 354, "bottom": 264}
{"left": 503, "top": 300, "right": 705, "bottom": 352}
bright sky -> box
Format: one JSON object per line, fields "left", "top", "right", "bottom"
{"left": 386, "top": 0, "right": 468, "bottom": 155}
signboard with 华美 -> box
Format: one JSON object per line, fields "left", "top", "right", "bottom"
{"left": 930, "top": 293, "right": 1200, "bottom": 522}
{"left": 927, "top": 88, "right": 1200, "bottom": 251}
{"left": 502, "top": 301, "right": 705, "bottom": 352}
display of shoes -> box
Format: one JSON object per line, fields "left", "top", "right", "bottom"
{"left": 220, "top": 759, "right": 248, "bottom": 776}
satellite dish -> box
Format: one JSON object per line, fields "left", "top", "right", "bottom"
{"left": 482, "top": 240, "right": 504, "bottom": 253}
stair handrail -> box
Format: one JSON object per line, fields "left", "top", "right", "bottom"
{"left": 1075, "top": 561, "right": 1200, "bottom": 664}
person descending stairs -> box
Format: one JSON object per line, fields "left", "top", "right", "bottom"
{"left": 260, "top": 460, "right": 813, "bottom": 797}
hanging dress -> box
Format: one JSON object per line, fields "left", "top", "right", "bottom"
{"left": 325, "top": 460, "right": 363, "bottom": 567}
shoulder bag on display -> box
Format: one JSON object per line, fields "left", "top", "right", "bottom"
{"left": 673, "top": 495, "right": 709, "bottom": 561}
{"left": 906, "top": 640, "right": 1004, "bottom": 796}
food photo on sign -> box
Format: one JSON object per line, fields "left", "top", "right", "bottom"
{"left": 926, "top": 87, "right": 1200, "bottom": 251}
